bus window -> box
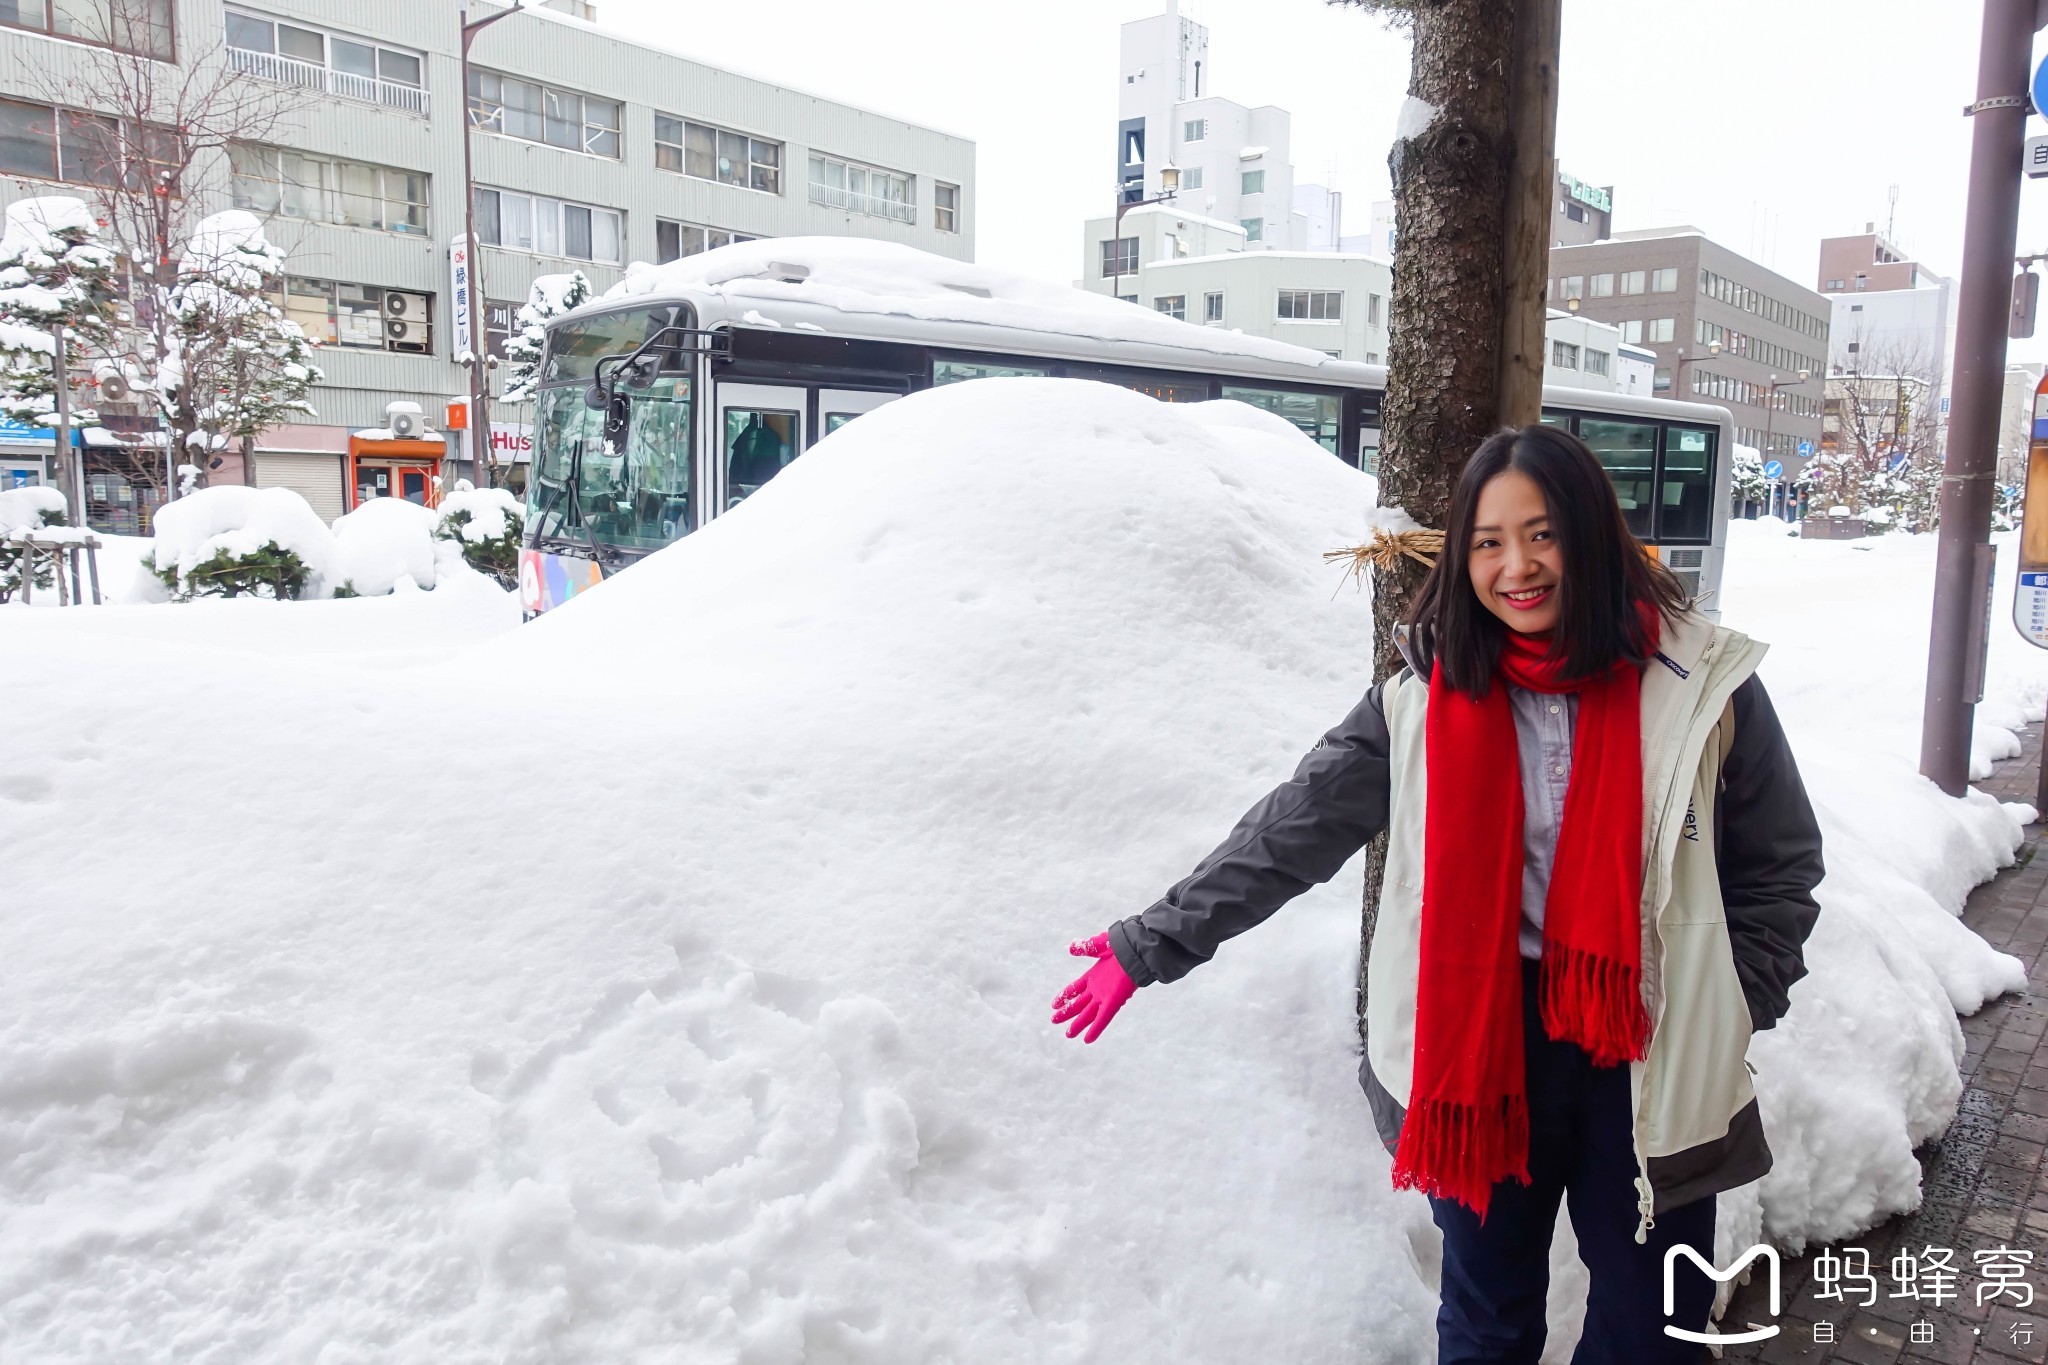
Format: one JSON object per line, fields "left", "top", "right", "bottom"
{"left": 1578, "top": 418, "right": 1657, "bottom": 539}
{"left": 934, "top": 359, "right": 1048, "bottom": 384}
{"left": 1658, "top": 427, "right": 1716, "bottom": 543}
{"left": 1220, "top": 386, "right": 1342, "bottom": 454}
{"left": 725, "top": 407, "right": 800, "bottom": 507}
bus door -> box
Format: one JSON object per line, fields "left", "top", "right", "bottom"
{"left": 816, "top": 389, "right": 900, "bottom": 443}
{"left": 716, "top": 382, "right": 806, "bottom": 511}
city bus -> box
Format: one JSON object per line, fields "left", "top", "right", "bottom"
{"left": 518, "top": 241, "right": 1736, "bottom": 617}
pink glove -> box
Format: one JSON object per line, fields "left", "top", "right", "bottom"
{"left": 1051, "top": 932, "right": 1137, "bottom": 1043}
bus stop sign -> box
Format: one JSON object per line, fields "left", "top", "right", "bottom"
{"left": 2017, "top": 371, "right": 2048, "bottom": 649}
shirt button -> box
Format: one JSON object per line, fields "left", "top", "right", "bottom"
{"left": 1549, "top": 704, "right": 1561, "bottom": 714}
{"left": 1553, "top": 765, "right": 1565, "bottom": 776}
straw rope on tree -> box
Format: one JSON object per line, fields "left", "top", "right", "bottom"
{"left": 1323, "top": 524, "right": 1445, "bottom": 594}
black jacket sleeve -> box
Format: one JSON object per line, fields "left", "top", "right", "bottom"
{"left": 1714, "top": 675, "right": 1825, "bottom": 1032}
{"left": 1108, "top": 682, "right": 1394, "bottom": 986}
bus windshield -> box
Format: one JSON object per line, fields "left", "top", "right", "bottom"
{"left": 530, "top": 376, "right": 692, "bottom": 552}
{"left": 528, "top": 304, "right": 697, "bottom": 552}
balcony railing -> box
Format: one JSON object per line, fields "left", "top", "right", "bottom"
{"left": 226, "top": 46, "right": 430, "bottom": 117}
{"left": 806, "top": 182, "right": 915, "bottom": 225}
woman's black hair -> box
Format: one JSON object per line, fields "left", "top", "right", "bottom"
{"left": 1406, "top": 423, "right": 1692, "bottom": 695}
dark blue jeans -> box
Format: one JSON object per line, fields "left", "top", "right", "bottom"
{"left": 1428, "top": 960, "right": 1717, "bottom": 1364}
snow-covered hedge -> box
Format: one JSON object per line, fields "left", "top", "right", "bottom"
{"left": 0, "top": 484, "right": 68, "bottom": 600}
{"left": 332, "top": 495, "right": 439, "bottom": 596}
{"left": 147, "top": 486, "right": 341, "bottom": 600}
{"left": 433, "top": 485, "right": 524, "bottom": 588}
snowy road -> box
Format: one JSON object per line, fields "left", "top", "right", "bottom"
{"left": 0, "top": 382, "right": 2041, "bottom": 1362}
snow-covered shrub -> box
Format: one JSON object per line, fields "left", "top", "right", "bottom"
{"left": 501, "top": 271, "right": 589, "bottom": 403}
{"left": 0, "top": 484, "right": 68, "bottom": 601}
{"left": 0, "top": 197, "right": 119, "bottom": 428}
{"left": 434, "top": 484, "right": 524, "bottom": 588}
{"left": 332, "top": 496, "right": 438, "bottom": 596}
{"left": 148, "top": 485, "right": 341, "bottom": 601}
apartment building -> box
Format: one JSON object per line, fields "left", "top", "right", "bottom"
{"left": 1817, "top": 225, "right": 1957, "bottom": 406}
{"left": 0, "top": 0, "right": 974, "bottom": 523}
{"left": 1550, "top": 229, "right": 1829, "bottom": 474}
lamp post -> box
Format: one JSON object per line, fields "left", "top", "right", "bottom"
{"left": 458, "top": 1, "right": 530, "bottom": 489}
{"left": 1670, "top": 339, "right": 1722, "bottom": 399}
{"left": 1762, "top": 368, "right": 1811, "bottom": 518}
{"left": 1109, "top": 163, "right": 1180, "bottom": 302}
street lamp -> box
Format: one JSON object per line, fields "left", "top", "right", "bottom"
{"left": 1110, "top": 163, "right": 1179, "bottom": 302}
{"left": 1670, "top": 339, "right": 1722, "bottom": 398}
{"left": 1762, "top": 368, "right": 1812, "bottom": 519}
{"left": 458, "top": 0, "right": 533, "bottom": 490}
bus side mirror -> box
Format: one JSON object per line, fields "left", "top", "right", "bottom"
{"left": 603, "top": 391, "right": 632, "bottom": 449}
{"left": 584, "top": 381, "right": 608, "bottom": 410}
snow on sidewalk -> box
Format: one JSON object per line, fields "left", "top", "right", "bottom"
{"left": 0, "top": 379, "right": 2038, "bottom": 1362}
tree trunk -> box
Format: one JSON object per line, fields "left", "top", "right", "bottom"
{"left": 1357, "top": 0, "right": 1560, "bottom": 1045}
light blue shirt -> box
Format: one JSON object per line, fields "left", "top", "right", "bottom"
{"left": 1508, "top": 686, "right": 1579, "bottom": 959}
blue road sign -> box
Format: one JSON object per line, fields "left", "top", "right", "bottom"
{"left": 2034, "top": 56, "right": 2048, "bottom": 128}
{"left": 1763, "top": 459, "right": 1784, "bottom": 479}
{"left": 1797, "top": 440, "right": 1814, "bottom": 459}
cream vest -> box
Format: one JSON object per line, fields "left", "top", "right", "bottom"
{"left": 1364, "top": 613, "right": 1768, "bottom": 1237}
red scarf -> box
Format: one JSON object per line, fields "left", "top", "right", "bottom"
{"left": 1389, "top": 612, "right": 1656, "bottom": 1217}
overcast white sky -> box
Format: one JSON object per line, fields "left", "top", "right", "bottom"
{"left": 601, "top": 0, "right": 2048, "bottom": 363}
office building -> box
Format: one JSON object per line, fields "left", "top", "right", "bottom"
{"left": 1549, "top": 229, "right": 1829, "bottom": 474}
{"left": 1817, "top": 226, "right": 1957, "bottom": 405}
{"left": 0, "top": 0, "right": 974, "bottom": 524}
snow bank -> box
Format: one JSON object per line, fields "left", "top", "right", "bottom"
{"left": 147, "top": 484, "right": 342, "bottom": 598}
{"left": 0, "top": 382, "right": 2039, "bottom": 1361}
{"left": 435, "top": 485, "right": 522, "bottom": 544}
{"left": 331, "top": 495, "right": 440, "bottom": 595}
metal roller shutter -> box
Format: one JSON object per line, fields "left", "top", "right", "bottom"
{"left": 254, "top": 452, "right": 347, "bottom": 524}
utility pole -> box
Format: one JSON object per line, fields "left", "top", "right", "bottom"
{"left": 1919, "top": 0, "right": 2040, "bottom": 797}
{"left": 458, "top": 0, "right": 528, "bottom": 490}
{"left": 1496, "top": 0, "right": 1562, "bottom": 428}
{"left": 51, "top": 324, "right": 80, "bottom": 524}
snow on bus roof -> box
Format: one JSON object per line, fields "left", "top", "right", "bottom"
{"left": 597, "top": 237, "right": 1360, "bottom": 373}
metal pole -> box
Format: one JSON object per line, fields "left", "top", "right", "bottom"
{"left": 1920, "top": 0, "right": 2037, "bottom": 797}
{"left": 51, "top": 324, "right": 79, "bottom": 525}
{"left": 459, "top": 2, "right": 525, "bottom": 490}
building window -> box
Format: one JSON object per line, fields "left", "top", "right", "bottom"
{"left": 1551, "top": 340, "right": 1580, "bottom": 369}
{"left": 1154, "top": 295, "right": 1185, "bottom": 320}
{"left": 1277, "top": 289, "right": 1341, "bottom": 321}
{"left": 1367, "top": 293, "right": 1382, "bottom": 325}
{"left": 1621, "top": 319, "right": 1642, "bottom": 344}
{"left": 1204, "top": 291, "right": 1223, "bottom": 323}
{"left": 808, "top": 152, "right": 915, "bottom": 223}
{"left": 1650, "top": 267, "right": 1678, "bottom": 293}
{"left": 1824, "top": 278, "right": 1845, "bottom": 291}
{"left": 268, "top": 277, "right": 432, "bottom": 353}
{"left": 225, "top": 11, "right": 425, "bottom": 114}
{"left": 653, "top": 115, "right": 780, "bottom": 194}
{"left": 1558, "top": 275, "right": 1584, "bottom": 301}
{"left": 1846, "top": 341, "right": 1860, "bottom": 354}
{"left": 474, "top": 187, "right": 622, "bottom": 263}
{"left": 468, "top": 70, "right": 620, "bottom": 158}
{"left": 1565, "top": 202, "right": 1586, "bottom": 223}
{"left": 1182, "top": 166, "right": 1203, "bottom": 191}
{"left": 1850, "top": 303, "right": 1863, "bottom": 312}
{"left": 1619, "top": 270, "right": 1646, "bottom": 295}
{"left": 1653, "top": 368, "right": 1671, "bottom": 392}
{"left": 1648, "top": 317, "right": 1674, "bottom": 343}
{"left": 932, "top": 181, "right": 959, "bottom": 233}
{"left": 655, "top": 219, "right": 757, "bottom": 263}
{"left": 2, "top": 0, "right": 172, "bottom": 60}
{"left": 1184, "top": 118, "right": 1206, "bottom": 141}
{"left": 230, "top": 145, "right": 428, "bottom": 235}
{"left": 0, "top": 96, "right": 180, "bottom": 190}
{"left": 1241, "top": 169, "right": 1264, "bottom": 195}
{"left": 1590, "top": 273, "right": 1614, "bottom": 298}
{"left": 1853, "top": 275, "right": 1867, "bottom": 290}
{"left": 1583, "top": 349, "right": 1610, "bottom": 377}
{"left": 1100, "top": 236, "right": 1138, "bottom": 277}
{"left": 1240, "top": 217, "right": 1263, "bottom": 242}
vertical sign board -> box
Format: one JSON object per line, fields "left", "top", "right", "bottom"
{"left": 448, "top": 235, "right": 475, "bottom": 466}
{"left": 2015, "top": 374, "right": 2048, "bottom": 650}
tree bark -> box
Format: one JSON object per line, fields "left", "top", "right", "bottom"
{"left": 1357, "top": 0, "right": 1559, "bottom": 1045}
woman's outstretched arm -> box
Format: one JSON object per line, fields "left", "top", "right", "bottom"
{"left": 1106, "top": 681, "right": 1397, "bottom": 987}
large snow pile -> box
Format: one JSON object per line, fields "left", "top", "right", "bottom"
{"left": 147, "top": 484, "right": 343, "bottom": 597}
{"left": 435, "top": 484, "right": 524, "bottom": 544}
{"left": 0, "top": 380, "right": 2038, "bottom": 1361}
{"left": 0, "top": 484, "right": 66, "bottom": 535}
{"left": 607, "top": 235, "right": 1353, "bottom": 370}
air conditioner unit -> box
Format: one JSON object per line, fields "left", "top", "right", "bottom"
{"left": 383, "top": 291, "right": 431, "bottom": 353}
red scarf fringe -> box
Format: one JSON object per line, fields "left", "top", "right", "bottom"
{"left": 1390, "top": 1094, "right": 1532, "bottom": 1221}
{"left": 1539, "top": 942, "right": 1651, "bottom": 1069}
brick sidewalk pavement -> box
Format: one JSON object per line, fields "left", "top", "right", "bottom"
{"left": 1719, "top": 727, "right": 2048, "bottom": 1362}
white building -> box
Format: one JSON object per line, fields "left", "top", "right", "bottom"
{"left": 1136, "top": 251, "right": 1392, "bottom": 363}
{"left": 1543, "top": 311, "right": 1656, "bottom": 397}
{"left": 0, "top": 0, "right": 974, "bottom": 527}
{"left": 1109, "top": 2, "right": 1315, "bottom": 257}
